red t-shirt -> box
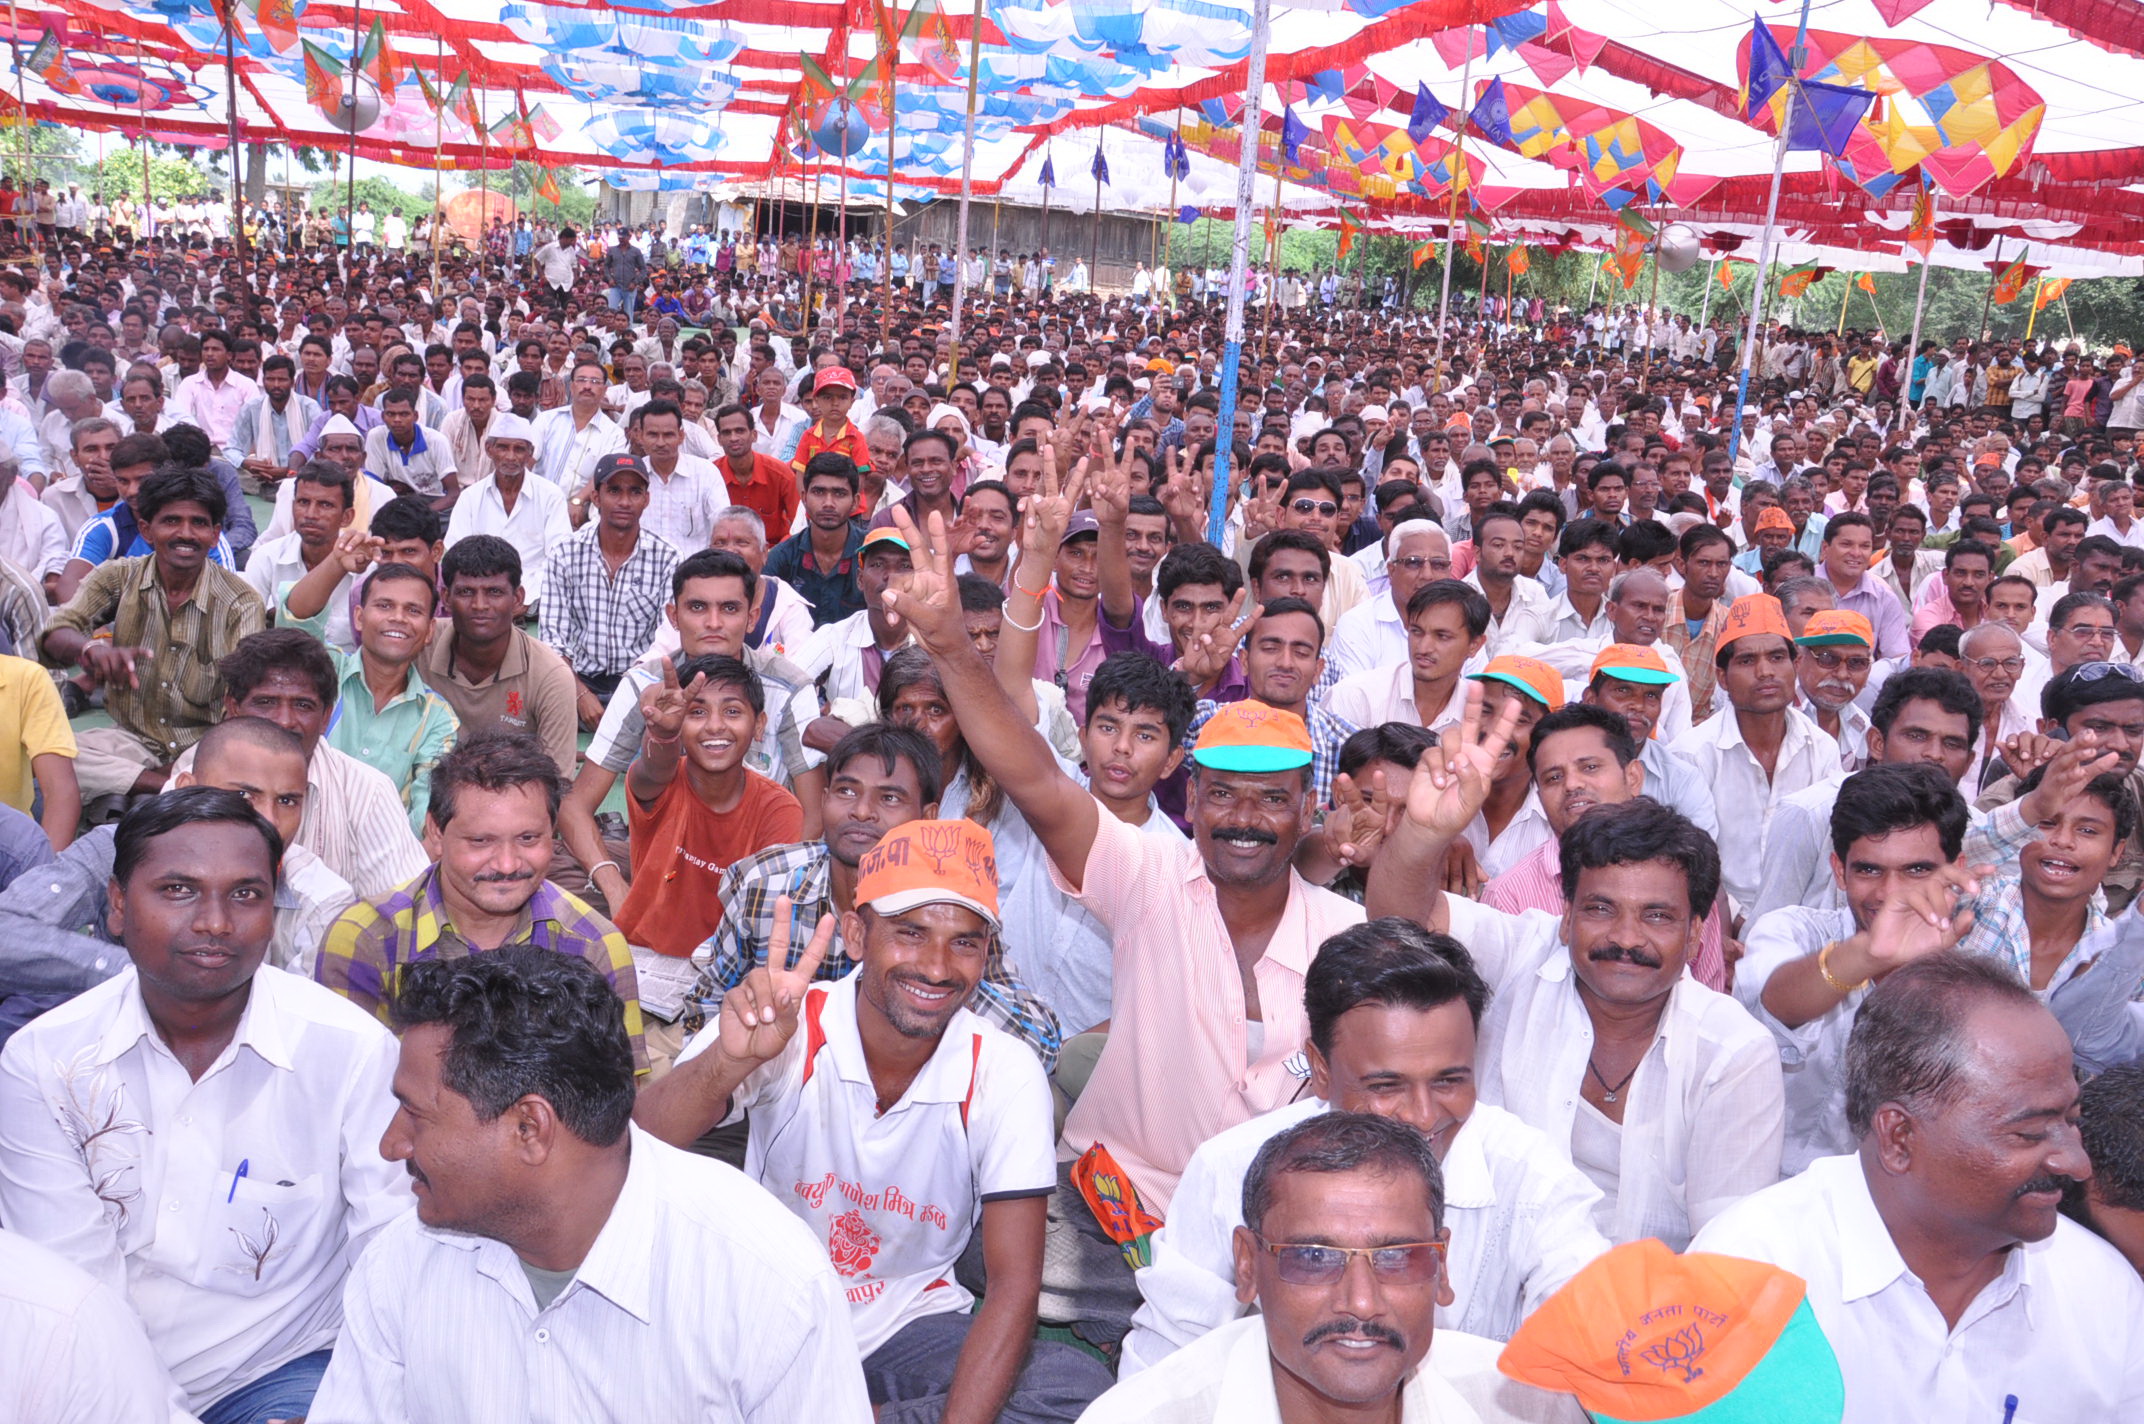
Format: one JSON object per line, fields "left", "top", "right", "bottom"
{"left": 719, "top": 451, "right": 802, "bottom": 539}
{"left": 617, "top": 770, "right": 804, "bottom": 957}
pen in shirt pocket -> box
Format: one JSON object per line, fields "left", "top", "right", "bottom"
{"left": 2001, "top": 1396, "right": 2018, "bottom": 1424}
{"left": 226, "top": 1159, "right": 249, "bottom": 1203}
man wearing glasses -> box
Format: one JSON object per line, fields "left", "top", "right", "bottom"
{"left": 530, "top": 357, "right": 626, "bottom": 501}
{"left": 1795, "top": 611, "right": 1878, "bottom": 771}
{"left": 1956, "top": 622, "right": 2036, "bottom": 796}
{"left": 1326, "top": 520, "right": 1451, "bottom": 682}
{"left": 1120, "top": 918, "right": 1608, "bottom": 1374}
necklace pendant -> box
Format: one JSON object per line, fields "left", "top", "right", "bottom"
{"left": 1603, "top": 1090, "right": 1618, "bottom": 1104}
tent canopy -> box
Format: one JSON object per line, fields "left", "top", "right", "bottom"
{"left": 8, "top": 0, "right": 2144, "bottom": 272}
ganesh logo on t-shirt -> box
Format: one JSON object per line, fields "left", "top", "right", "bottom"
{"left": 827, "top": 1207, "right": 882, "bottom": 1277}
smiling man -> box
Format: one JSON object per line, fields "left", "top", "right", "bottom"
{"left": 637, "top": 818, "right": 1114, "bottom": 1424}
{"left": 0, "top": 789, "right": 404, "bottom": 1424}
{"left": 1693, "top": 952, "right": 2144, "bottom": 1420}
{"left": 1365, "top": 719, "right": 1785, "bottom": 1249}
{"left": 42, "top": 466, "right": 264, "bottom": 802}
{"left": 1122, "top": 919, "right": 1607, "bottom": 1371}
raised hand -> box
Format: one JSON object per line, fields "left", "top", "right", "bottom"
{"left": 717, "top": 895, "right": 834, "bottom": 1067}
{"left": 328, "top": 526, "right": 384, "bottom": 576}
{"left": 882, "top": 504, "right": 970, "bottom": 655}
{"left": 1324, "top": 770, "right": 1396, "bottom": 869}
{"left": 1999, "top": 731, "right": 2065, "bottom": 782}
{"left": 1241, "top": 481, "right": 1284, "bottom": 542}
{"left": 1398, "top": 682, "right": 1525, "bottom": 843}
{"left": 638, "top": 656, "right": 706, "bottom": 740}
{"left": 1173, "top": 588, "right": 1260, "bottom": 689}
{"left": 1091, "top": 441, "right": 1133, "bottom": 526}
{"left": 2017, "top": 731, "right": 2123, "bottom": 825}
{"left": 1018, "top": 453, "right": 1088, "bottom": 567}
{"left": 1850, "top": 859, "right": 1983, "bottom": 980}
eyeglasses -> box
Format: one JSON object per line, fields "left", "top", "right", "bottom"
{"left": 1808, "top": 649, "right": 1874, "bottom": 675}
{"left": 1389, "top": 556, "right": 1452, "bottom": 575}
{"left": 2070, "top": 660, "right": 2144, "bottom": 681}
{"left": 1252, "top": 1234, "right": 1447, "bottom": 1286}
{"left": 1967, "top": 656, "right": 2028, "bottom": 675}
{"left": 1290, "top": 499, "right": 1340, "bottom": 518}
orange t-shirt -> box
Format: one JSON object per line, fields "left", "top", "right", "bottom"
{"left": 617, "top": 770, "right": 804, "bottom": 957}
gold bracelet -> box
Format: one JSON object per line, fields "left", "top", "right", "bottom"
{"left": 1817, "top": 941, "right": 1867, "bottom": 995}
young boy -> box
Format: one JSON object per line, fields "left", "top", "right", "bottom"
{"left": 788, "top": 366, "right": 872, "bottom": 488}
{"left": 615, "top": 652, "right": 804, "bottom": 963}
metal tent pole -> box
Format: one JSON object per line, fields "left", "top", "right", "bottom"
{"left": 1206, "top": 0, "right": 1270, "bottom": 545}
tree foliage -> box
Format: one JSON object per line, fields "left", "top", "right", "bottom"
{"left": 307, "top": 175, "right": 433, "bottom": 222}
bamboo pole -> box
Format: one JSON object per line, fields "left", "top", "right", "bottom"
{"left": 134, "top": 34, "right": 152, "bottom": 240}
{"left": 882, "top": 95, "right": 897, "bottom": 321}
{"left": 7, "top": 0, "right": 29, "bottom": 194}
{"left": 429, "top": 35, "right": 444, "bottom": 297}
{"left": 1978, "top": 235, "right": 2002, "bottom": 341}
{"left": 1899, "top": 198, "right": 1935, "bottom": 434}
{"left": 1089, "top": 136, "right": 1103, "bottom": 296}
{"left": 1261, "top": 159, "right": 1282, "bottom": 360}
{"left": 222, "top": 6, "right": 245, "bottom": 262}
{"left": 2025, "top": 275, "right": 2043, "bottom": 340}
{"left": 1728, "top": 0, "right": 1812, "bottom": 463}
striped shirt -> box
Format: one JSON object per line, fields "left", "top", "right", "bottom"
{"left": 315, "top": 866, "right": 648, "bottom": 1070}
{"left": 692, "top": 840, "right": 1062, "bottom": 1068}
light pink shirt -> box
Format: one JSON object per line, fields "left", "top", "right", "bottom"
{"left": 1050, "top": 807, "right": 1363, "bottom": 1212}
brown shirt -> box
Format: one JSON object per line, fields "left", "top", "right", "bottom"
{"left": 45, "top": 554, "right": 264, "bottom": 759}
{"left": 415, "top": 619, "right": 580, "bottom": 778}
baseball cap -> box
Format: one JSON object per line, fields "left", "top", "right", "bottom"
{"left": 1588, "top": 644, "right": 1678, "bottom": 687}
{"left": 814, "top": 366, "right": 858, "bottom": 394}
{"left": 1796, "top": 610, "right": 1873, "bottom": 649}
{"left": 1498, "top": 1239, "right": 1844, "bottom": 1424}
{"left": 1753, "top": 506, "right": 1794, "bottom": 534}
{"left": 853, "top": 819, "right": 1001, "bottom": 932}
{"left": 591, "top": 452, "right": 649, "bottom": 488}
{"left": 861, "top": 527, "right": 910, "bottom": 554}
{"left": 1715, "top": 593, "right": 1791, "bottom": 654}
{"left": 1061, "top": 510, "right": 1100, "bottom": 545}
{"left": 1469, "top": 654, "right": 1565, "bottom": 711}
{"left": 1191, "top": 700, "right": 1315, "bottom": 774}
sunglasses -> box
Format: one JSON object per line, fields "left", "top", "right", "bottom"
{"left": 1290, "top": 499, "right": 1340, "bottom": 518}
{"left": 1252, "top": 1234, "right": 1447, "bottom": 1286}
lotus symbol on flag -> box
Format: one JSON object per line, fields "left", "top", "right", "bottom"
{"left": 1655, "top": 224, "right": 1701, "bottom": 274}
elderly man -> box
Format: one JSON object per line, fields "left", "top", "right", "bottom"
{"left": 1957, "top": 622, "right": 2034, "bottom": 796}
{"left": 1327, "top": 519, "right": 1452, "bottom": 680}
{"left": 444, "top": 412, "right": 570, "bottom": 616}
{"left": 39, "top": 415, "right": 117, "bottom": 538}
{"left": 1693, "top": 953, "right": 2144, "bottom": 1420}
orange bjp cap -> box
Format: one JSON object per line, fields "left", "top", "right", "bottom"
{"left": 853, "top": 819, "right": 1001, "bottom": 931}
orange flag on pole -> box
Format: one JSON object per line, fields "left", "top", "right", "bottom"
{"left": 1991, "top": 256, "right": 2030, "bottom": 305}
{"left": 1855, "top": 272, "right": 1876, "bottom": 295}
{"left": 2034, "top": 276, "right": 2071, "bottom": 312}
{"left": 1507, "top": 245, "right": 1530, "bottom": 277}
{"left": 1337, "top": 211, "right": 1357, "bottom": 261}
{"left": 1412, "top": 242, "right": 1438, "bottom": 269}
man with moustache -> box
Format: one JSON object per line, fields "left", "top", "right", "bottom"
{"left": 1694, "top": 953, "right": 2144, "bottom": 1420}
{"left": 0, "top": 790, "right": 405, "bottom": 1424}
{"left": 1079, "top": 1114, "right": 1484, "bottom": 1424}
{"left": 1121, "top": 918, "right": 1607, "bottom": 1369}
{"left": 637, "top": 819, "right": 1115, "bottom": 1423}
{"left": 1364, "top": 706, "right": 1785, "bottom": 1249}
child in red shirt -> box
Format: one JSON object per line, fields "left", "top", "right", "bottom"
{"left": 615, "top": 652, "right": 803, "bottom": 958}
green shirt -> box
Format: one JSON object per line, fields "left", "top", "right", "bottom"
{"left": 323, "top": 646, "right": 459, "bottom": 836}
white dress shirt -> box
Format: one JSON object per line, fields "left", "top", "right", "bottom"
{"left": 641, "top": 453, "right": 730, "bottom": 554}
{"left": 1442, "top": 897, "right": 1786, "bottom": 1248}
{"left": 1086, "top": 1314, "right": 1531, "bottom": 1424}
{"left": 0, "top": 965, "right": 409, "bottom": 1414}
{"left": 0, "top": 476, "right": 66, "bottom": 578}
{"left": 1327, "top": 594, "right": 1408, "bottom": 683}
{"left": 1328, "top": 664, "right": 1475, "bottom": 736}
{"left": 0, "top": 1226, "right": 189, "bottom": 1424}
{"left": 1462, "top": 572, "right": 1554, "bottom": 655}
{"left": 1669, "top": 705, "right": 1843, "bottom": 916}
{"left": 796, "top": 608, "right": 911, "bottom": 708}
{"left": 1691, "top": 1155, "right": 2144, "bottom": 1423}
{"left": 1123, "top": 1098, "right": 1607, "bottom": 1374}
{"left": 530, "top": 407, "right": 625, "bottom": 491}
{"left": 445, "top": 475, "right": 573, "bottom": 612}
{"left": 307, "top": 1126, "right": 873, "bottom": 1424}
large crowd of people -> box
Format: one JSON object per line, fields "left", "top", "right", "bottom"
{"left": 0, "top": 202, "right": 2143, "bottom": 1424}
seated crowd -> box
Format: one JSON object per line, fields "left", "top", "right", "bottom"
{"left": 4, "top": 223, "right": 2144, "bottom": 1424}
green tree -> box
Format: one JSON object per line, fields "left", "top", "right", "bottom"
{"left": 308, "top": 175, "right": 432, "bottom": 222}
{"left": 90, "top": 154, "right": 212, "bottom": 205}
{"left": 504, "top": 161, "right": 595, "bottom": 228}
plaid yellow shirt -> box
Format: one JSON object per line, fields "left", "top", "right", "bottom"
{"left": 1662, "top": 593, "right": 1732, "bottom": 725}
{"left": 315, "top": 866, "right": 648, "bottom": 1070}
